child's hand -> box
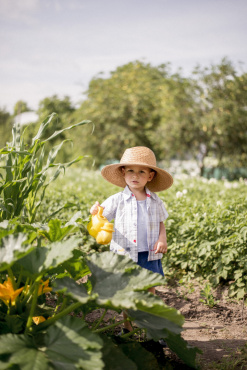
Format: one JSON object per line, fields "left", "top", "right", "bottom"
{"left": 90, "top": 201, "right": 101, "bottom": 215}
{"left": 153, "top": 241, "right": 167, "bottom": 254}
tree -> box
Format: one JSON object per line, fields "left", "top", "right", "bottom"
{"left": 13, "top": 100, "right": 31, "bottom": 116}
{"left": 191, "top": 59, "right": 247, "bottom": 174}
{"left": 154, "top": 71, "right": 201, "bottom": 161}
{"left": 74, "top": 61, "right": 173, "bottom": 167}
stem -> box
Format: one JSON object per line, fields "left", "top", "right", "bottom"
{"left": 16, "top": 267, "right": 23, "bottom": 288}
{"left": 58, "top": 297, "right": 68, "bottom": 313}
{"left": 92, "top": 309, "right": 107, "bottom": 330}
{"left": 51, "top": 297, "right": 68, "bottom": 317}
{"left": 121, "top": 327, "right": 141, "bottom": 339}
{"left": 36, "top": 301, "right": 82, "bottom": 331}
{"left": 94, "top": 318, "right": 127, "bottom": 334}
{"left": 21, "top": 279, "right": 34, "bottom": 305}
{"left": 25, "top": 281, "right": 40, "bottom": 333}
{"left": 7, "top": 268, "right": 16, "bottom": 289}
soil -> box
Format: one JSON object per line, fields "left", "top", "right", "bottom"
{"left": 155, "top": 282, "right": 247, "bottom": 369}
{"left": 85, "top": 280, "right": 247, "bottom": 369}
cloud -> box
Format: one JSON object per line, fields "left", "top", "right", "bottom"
{"left": 0, "top": 0, "right": 246, "bottom": 113}
{"left": 0, "top": 0, "right": 40, "bottom": 23}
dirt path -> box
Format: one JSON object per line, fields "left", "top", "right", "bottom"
{"left": 156, "top": 282, "right": 247, "bottom": 369}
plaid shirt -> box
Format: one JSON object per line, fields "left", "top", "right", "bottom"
{"left": 101, "top": 186, "right": 168, "bottom": 262}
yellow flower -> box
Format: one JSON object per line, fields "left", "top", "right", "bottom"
{"left": 24, "top": 279, "right": 52, "bottom": 297}
{"left": 38, "top": 279, "right": 52, "bottom": 296}
{"left": 0, "top": 277, "right": 24, "bottom": 306}
{"left": 32, "top": 316, "right": 46, "bottom": 325}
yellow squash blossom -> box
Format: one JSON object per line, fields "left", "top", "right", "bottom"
{"left": 38, "top": 279, "right": 52, "bottom": 296}
{"left": 0, "top": 277, "right": 24, "bottom": 306}
{"left": 32, "top": 316, "right": 46, "bottom": 325}
{"left": 24, "top": 279, "right": 52, "bottom": 296}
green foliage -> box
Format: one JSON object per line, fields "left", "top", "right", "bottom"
{"left": 73, "top": 61, "right": 171, "bottom": 166}
{"left": 199, "top": 283, "right": 218, "bottom": 307}
{"left": 37, "top": 95, "right": 76, "bottom": 148}
{"left": 0, "top": 113, "right": 90, "bottom": 222}
{"left": 1, "top": 59, "right": 247, "bottom": 173}
{"left": 0, "top": 124, "right": 200, "bottom": 370}
{"left": 0, "top": 107, "right": 12, "bottom": 149}
{"left": 160, "top": 177, "right": 247, "bottom": 299}
{"left": 192, "top": 58, "right": 247, "bottom": 174}
{"left": 44, "top": 169, "right": 247, "bottom": 300}
{"left": 39, "top": 168, "right": 247, "bottom": 303}
{"left": 13, "top": 100, "right": 31, "bottom": 116}
{"left": 71, "top": 58, "right": 247, "bottom": 173}
{"left": 0, "top": 221, "right": 199, "bottom": 368}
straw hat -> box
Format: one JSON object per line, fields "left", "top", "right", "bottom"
{"left": 101, "top": 146, "right": 173, "bottom": 192}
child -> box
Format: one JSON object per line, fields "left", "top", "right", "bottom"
{"left": 90, "top": 146, "right": 173, "bottom": 334}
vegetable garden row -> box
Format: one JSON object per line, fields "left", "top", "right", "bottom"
{"left": 0, "top": 115, "right": 246, "bottom": 369}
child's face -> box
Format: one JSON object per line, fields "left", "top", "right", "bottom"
{"left": 122, "top": 165, "right": 155, "bottom": 191}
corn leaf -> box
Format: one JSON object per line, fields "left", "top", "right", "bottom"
{"left": 42, "top": 119, "right": 91, "bottom": 143}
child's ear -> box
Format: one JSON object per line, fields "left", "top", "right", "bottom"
{"left": 148, "top": 171, "right": 155, "bottom": 182}
{"left": 121, "top": 167, "right": 125, "bottom": 176}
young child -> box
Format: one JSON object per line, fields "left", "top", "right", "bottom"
{"left": 90, "top": 146, "right": 173, "bottom": 334}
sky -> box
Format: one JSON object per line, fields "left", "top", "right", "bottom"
{"left": 0, "top": 0, "right": 247, "bottom": 113}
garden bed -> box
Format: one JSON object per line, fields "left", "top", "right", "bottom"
{"left": 85, "top": 279, "right": 247, "bottom": 369}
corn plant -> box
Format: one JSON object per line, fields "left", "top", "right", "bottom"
{"left": 0, "top": 113, "right": 90, "bottom": 223}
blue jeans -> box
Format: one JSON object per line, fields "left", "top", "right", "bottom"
{"left": 137, "top": 252, "right": 164, "bottom": 276}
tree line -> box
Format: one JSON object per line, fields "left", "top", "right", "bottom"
{"left": 1, "top": 58, "right": 247, "bottom": 176}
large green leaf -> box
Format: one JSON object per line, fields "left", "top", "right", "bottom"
{"left": 128, "top": 310, "right": 200, "bottom": 368}
{"left": 86, "top": 252, "right": 197, "bottom": 367}
{"left": 117, "top": 341, "right": 161, "bottom": 370}
{"left": 16, "top": 236, "right": 80, "bottom": 276}
{"left": 44, "top": 316, "right": 103, "bottom": 370}
{"left": 164, "top": 332, "right": 201, "bottom": 369}
{"left": 87, "top": 252, "right": 164, "bottom": 292}
{"left": 38, "top": 219, "right": 77, "bottom": 242}
{"left": 0, "top": 334, "right": 49, "bottom": 370}
{"left": 100, "top": 335, "right": 162, "bottom": 370}
{"left": 86, "top": 252, "right": 175, "bottom": 310}
{"left": 49, "top": 249, "right": 90, "bottom": 281}
{"left": 0, "top": 233, "right": 34, "bottom": 272}
{"left": 0, "top": 316, "right": 103, "bottom": 370}
{"left": 128, "top": 309, "right": 182, "bottom": 340}
{"left": 52, "top": 277, "right": 97, "bottom": 304}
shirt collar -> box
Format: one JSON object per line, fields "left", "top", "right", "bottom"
{"left": 122, "top": 186, "right": 156, "bottom": 200}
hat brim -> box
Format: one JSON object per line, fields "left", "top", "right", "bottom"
{"left": 101, "top": 162, "right": 173, "bottom": 192}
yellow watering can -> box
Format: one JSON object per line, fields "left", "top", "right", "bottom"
{"left": 87, "top": 206, "right": 114, "bottom": 245}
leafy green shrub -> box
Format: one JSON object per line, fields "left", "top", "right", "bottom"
{"left": 161, "top": 177, "right": 247, "bottom": 299}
